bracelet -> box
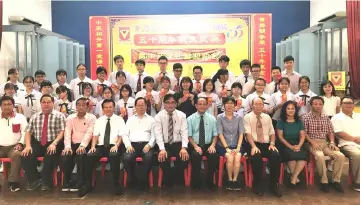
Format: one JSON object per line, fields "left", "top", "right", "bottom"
{"left": 270, "top": 142, "right": 275, "bottom": 146}
{"left": 329, "top": 142, "right": 335, "bottom": 145}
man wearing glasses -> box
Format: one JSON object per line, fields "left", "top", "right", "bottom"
{"left": 154, "top": 56, "right": 174, "bottom": 91}
{"left": 242, "top": 64, "right": 262, "bottom": 96}
{"left": 170, "top": 63, "right": 183, "bottom": 92}
{"left": 331, "top": 96, "right": 360, "bottom": 192}
{"left": 155, "top": 94, "right": 189, "bottom": 188}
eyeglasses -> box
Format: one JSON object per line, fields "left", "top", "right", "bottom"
{"left": 165, "top": 101, "right": 176, "bottom": 104}
{"left": 252, "top": 70, "right": 261, "bottom": 73}
{"left": 1, "top": 103, "right": 14, "bottom": 107}
{"left": 342, "top": 102, "right": 354, "bottom": 105}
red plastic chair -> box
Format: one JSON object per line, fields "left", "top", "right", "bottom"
{"left": 187, "top": 156, "right": 217, "bottom": 186}
{"left": 91, "top": 157, "right": 111, "bottom": 187}
{"left": 157, "top": 156, "right": 189, "bottom": 187}
{"left": 247, "top": 158, "right": 283, "bottom": 188}
{"left": 217, "top": 156, "right": 248, "bottom": 187}
{"left": 279, "top": 162, "right": 309, "bottom": 185}
{"left": 347, "top": 160, "right": 353, "bottom": 186}
{"left": 309, "top": 154, "right": 331, "bottom": 185}
{"left": 123, "top": 157, "right": 153, "bottom": 187}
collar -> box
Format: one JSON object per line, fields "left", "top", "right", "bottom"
{"left": 134, "top": 113, "right": 148, "bottom": 118}
{"left": 58, "top": 99, "right": 69, "bottom": 104}
{"left": 282, "top": 69, "right": 296, "bottom": 75}
{"left": 310, "top": 112, "right": 322, "bottom": 119}
{"left": 251, "top": 111, "right": 262, "bottom": 118}
{"left": 341, "top": 111, "right": 354, "bottom": 119}
{"left": 1, "top": 111, "right": 15, "bottom": 119}
{"left": 40, "top": 110, "right": 55, "bottom": 116}
{"left": 195, "top": 112, "right": 206, "bottom": 118}
{"left": 221, "top": 112, "right": 236, "bottom": 119}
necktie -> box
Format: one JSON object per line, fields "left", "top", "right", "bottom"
{"left": 245, "top": 76, "right": 248, "bottom": 84}
{"left": 174, "top": 78, "right": 180, "bottom": 92}
{"left": 41, "top": 114, "right": 49, "bottom": 146}
{"left": 25, "top": 94, "right": 35, "bottom": 106}
{"left": 77, "top": 82, "right": 85, "bottom": 95}
{"left": 256, "top": 115, "right": 264, "bottom": 143}
{"left": 123, "top": 102, "right": 128, "bottom": 122}
{"left": 146, "top": 100, "right": 152, "bottom": 115}
{"left": 199, "top": 115, "right": 205, "bottom": 146}
{"left": 137, "top": 74, "right": 142, "bottom": 92}
{"left": 168, "top": 112, "right": 174, "bottom": 144}
{"left": 274, "top": 83, "right": 278, "bottom": 93}
{"left": 299, "top": 95, "right": 310, "bottom": 105}
{"left": 104, "top": 118, "right": 111, "bottom": 147}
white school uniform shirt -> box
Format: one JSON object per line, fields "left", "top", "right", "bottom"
{"left": 108, "top": 69, "right": 131, "bottom": 85}
{"left": 0, "top": 112, "right": 28, "bottom": 146}
{"left": 214, "top": 80, "right": 232, "bottom": 98}
{"left": 170, "top": 76, "right": 183, "bottom": 92}
{"left": 122, "top": 113, "right": 156, "bottom": 148}
{"left": 130, "top": 72, "right": 149, "bottom": 94}
{"left": 235, "top": 74, "right": 253, "bottom": 87}
{"left": 94, "top": 99, "right": 119, "bottom": 118}
{"left": 135, "top": 90, "right": 159, "bottom": 117}
{"left": 154, "top": 109, "right": 189, "bottom": 150}
{"left": 192, "top": 79, "right": 204, "bottom": 93}
{"left": 93, "top": 114, "right": 126, "bottom": 146}
{"left": 268, "top": 91, "right": 296, "bottom": 121}
{"left": 0, "top": 81, "right": 26, "bottom": 96}
{"left": 54, "top": 99, "right": 73, "bottom": 116}
{"left": 211, "top": 70, "right": 235, "bottom": 84}
{"left": 18, "top": 90, "right": 42, "bottom": 119}
{"left": 91, "top": 79, "right": 111, "bottom": 101}
{"left": 331, "top": 112, "right": 360, "bottom": 148}
{"left": 265, "top": 81, "right": 277, "bottom": 95}
{"left": 232, "top": 95, "right": 246, "bottom": 118}
{"left": 244, "top": 92, "right": 271, "bottom": 114}
{"left": 69, "top": 77, "right": 93, "bottom": 100}
{"left": 116, "top": 97, "right": 135, "bottom": 117}
{"left": 198, "top": 92, "right": 221, "bottom": 117}
{"left": 158, "top": 90, "right": 175, "bottom": 111}
{"left": 322, "top": 96, "right": 341, "bottom": 117}
{"left": 295, "top": 90, "right": 317, "bottom": 117}
{"left": 242, "top": 79, "right": 255, "bottom": 96}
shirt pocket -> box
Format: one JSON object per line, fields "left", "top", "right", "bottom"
{"left": 12, "top": 123, "right": 21, "bottom": 133}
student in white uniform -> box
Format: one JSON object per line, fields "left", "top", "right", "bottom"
{"left": 231, "top": 82, "right": 246, "bottom": 118}
{"left": 235, "top": 59, "right": 252, "bottom": 87}
{"left": 156, "top": 76, "right": 175, "bottom": 111}
{"left": 211, "top": 55, "right": 235, "bottom": 84}
{"left": 295, "top": 76, "right": 317, "bottom": 118}
{"left": 130, "top": 59, "right": 149, "bottom": 95}
{"left": 92, "top": 66, "right": 112, "bottom": 101}
{"left": 192, "top": 66, "right": 204, "bottom": 94}
{"left": 111, "top": 71, "right": 127, "bottom": 102}
{"left": 95, "top": 86, "right": 117, "bottom": 118}
{"left": 214, "top": 69, "right": 232, "bottom": 99}
{"left": 73, "top": 82, "right": 98, "bottom": 115}
{"left": 320, "top": 80, "right": 340, "bottom": 119}
{"left": 69, "top": 64, "right": 93, "bottom": 100}
{"left": 117, "top": 84, "right": 135, "bottom": 122}
{"left": 268, "top": 77, "right": 296, "bottom": 127}
{"left": 0, "top": 68, "right": 25, "bottom": 96}
{"left": 54, "top": 85, "right": 73, "bottom": 117}
{"left": 33, "top": 70, "right": 46, "bottom": 92}
{"left": 198, "top": 79, "right": 220, "bottom": 118}
{"left": 108, "top": 55, "right": 131, "bottom": 85}
{"left": 244, "top": 78, "right": 271, "bottom": 114}
{"left": 39, "top": 80, "right": 56, "bottom": 99}
{"left": 153, "top": 56, "right": 174, "bottom": 91}
{"left": 266, "top": 66, "right": 282, "bottom": 95}
{"left": 18, "top": 76, "right": 42, "bottom": 121}
{"left": 242, "top": 64, "right": 262, "bottom": 96}
{"left": 52, "top": 69, "right": 70, "bottom": 98}
{"left": 135, "top": 76, "right": 159, "bottom": 117}
{"left": 1, "top": 83, "right": 22, "bottom": 114}
{"left": 170, "top": 63, "right": 183, "bottom": 93}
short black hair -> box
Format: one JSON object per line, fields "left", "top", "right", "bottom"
{"left": 35, "top": 70, "right": 46, "bottom": 77}
{"left": 278, "top": 77, "right": 290, "bottom": 85}
{"left": 120, "top": 84, "right": 132, "bottom": 98}
{"left": 254, "top": 78, "right": 266, "bottom": 86}
{"left": 116, "top": 71, "right": 126, "bottom": 79}
{"left": 0, "top": 96, "right": 15, "bottom": 106}
{"left": 56, "top": 69, "right": 67, "bottom": 77}
{"left": 299, "top": 76, "right": 310, "bottom": 87}
{"left": 310, "top": 96, "right": 324, "bottom": 105}
{"left": 320, "top": 80, "right": 337, "bottom": 96}
{"left": 280, "top": 101, "right": 300, "bottom": 122}
{"left": 114, "top": 55, "right": 124, "bottom": 62}
{"left": 102, "top": 86, "right": 114, "bottom": 98}
{"left": 180, "top": 77, "right": 193, "bottom": 91}
{"left": 23, "top": 76, "right": 34, "bottom": 84}
{"left": 193, "top": 66, "right": 203, "bottom": 73}
{"left": 40, "top": 94, "right": 55, "bottom": 103}
{"left": 251, "top": 64, "right": 261, "bottom": 71}
{"left": 223, "top": 96, "right": 236, "bottom": 106}
{"left": 8, "top": 68, "right": 19, "bottom": 75}
{"left": 56, "top": 85, "right": 68, "bottom": 95}
{"left": 231, "top": 82, "right": 243, "bottom": 90}
{"left": 195, "top": 97, "right": 207, "bottom": 104}
{"left": 341, "top": 96, "right": 354, "bottom": 104}
{"left": 135, "top": 97, "right": 146, "bottom": 106}
{"left": 203, "top": 78, "right": 215, "bottom": 92}
{"left": 76, "top": 97, "right": 89, "bottom": 106}
{"left": 40, "top": 80, "right": 52, "bottom": 91}
{"left": 143, "top": 76, "right": 155, "bottom": 85}
{"left": 82, "top": 82, "right": 93, "bottom": 95}
{"left": 76, "top": 63, "right": 87, "bottom": 70}
{"left": 163, "top": 94, "right": 176, "bottom": 103}
{"left": 160, "top": 76, "right": 171, "bottom": 83}
{"left": 173, "top": 63, "right": 183, "bottom": 70}
{"left": 219, "top": 55, "right": 230, "bottom": 62}
{"left": 96, "top": 66, "right": 107, "bottom": 75}
{"left": 240, "top": 59, "right": 251, "bottom": 68}
{"left": 283, "top": 55, "right": 294, "bottom": 63}
{"left": 271, "top": 66, "right": 281, "bottom": 73}
{"left": 158, "top": 56, "right": 168, "bottom": 62}
{"left": 4, "top": 83, "right": 15, "bottom": 91}
{"left": 101, "top": 98, "right": 115, "bottom": 108}
{"left": 135, "top": 59, "right": 146, "bottom": 66}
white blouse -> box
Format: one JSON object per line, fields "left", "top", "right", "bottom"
{"left": 322, "top": 95, "right": 340, "bottom": 117}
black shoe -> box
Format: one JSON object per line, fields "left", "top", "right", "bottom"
{"left": 320, "top": 183, "right": 330, "bottom": 193}
{"left": 41, "top": 184, "right": 51, "bottom": 191}
{"left": 331, "top": 182, "right": 344, "bottom": 193}
{"left": 70, "top": 183, "right": 83, "bottom": 192}
{"left": 62, "top": 183, "right": 71, "bottom": 192}
{"left": 113, "top": 184, "right": 123, "bottom": 195}
{"left": 225, "top": 181, "right": 233, "bottom": 191}
{"left": 78, "top": 185, "right": 91, "bottom": 197}
{"left": 353, "top": 183, "right": 360, "bottom": 192}
{"left": 269, "top": 184, "right": 282, "bottom": 197}
{"left": 26, "top": 179, "right": 42, "bottom": 191}
{"left": 206, "top": 181, "right": 216, "bottom": 191}
{"left": 233, "top": 181, "right": 242, "bottom": 191}
{"left": 9, "top": 182, "right": 20, "bottom": 192}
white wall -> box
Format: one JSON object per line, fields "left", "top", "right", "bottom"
{"left": 0, "top": 0, "right": 52, "bottom": 83}
{"left": 310, "top": 0, "right": 346, "bottom": 26}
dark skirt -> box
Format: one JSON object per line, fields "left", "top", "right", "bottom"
{"left": 279, "top": 139, "right": 308, "bottom": 162}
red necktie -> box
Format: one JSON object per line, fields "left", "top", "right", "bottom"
{"left": 146, "top": 100, "right": 151, "bottom": 115}
{"left": 137, "top": 74, "right": 142, "bottom": 92}
{"left": 41, "top": 114, "right": 49, "bottom": 146}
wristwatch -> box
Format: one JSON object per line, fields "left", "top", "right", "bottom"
{"left": 270, "top": 142, "right": 275, "bottom": 146}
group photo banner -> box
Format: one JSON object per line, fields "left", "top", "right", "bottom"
{"left": 89, "top": 14, "right": 272, "bottom": 81}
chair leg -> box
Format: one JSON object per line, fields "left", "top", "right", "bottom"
{"left": 218, "top": 157, "right": 224, "bottom": 187}
{"left": 243, "top": 159, "right": 248, "bottom": 187}
{"left": 101, "top": 162, "right": 106, "bottom": 177}
{"left": 248, "top": 162, "right": 253, "bottom": 188}
{"left": 149, "top": 171, "right": 153, "bottom": 187}
{"left": 279, "top": 163, "right": 284, "bottom": 184}
{"left": 3, "top": 162, "right": 8, "bottom": 180}
{"left": 183, "top": 168, "right": 188, "bottom": 186}
{"left": 123, "top": 171, "right": 127, "bottom": 187}
{"left": 304, "top": 165, "right": 309, "bottom": 186}
{"left": 348, "top": 161, "right": 353, "bottom": 186}
{"left": 92, "top": 169, "right": 96, "bottom": 187}
{"left": 53, "top": 169, "right": 58, "bottom": 186}
{"left": 158, "top": 168, "right": 163, "bottom": 187}
{"left": 61, "top": 172, "right": 64, "bottom": 186}
{"left": 309, "top": 157, "right": 314, "bottom": 185}
{"left": 187, "top": 163, "right": 192, "bottom": 186}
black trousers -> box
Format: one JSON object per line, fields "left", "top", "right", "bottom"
{"left": 159, "top": 142, "right": 188, "bottom": 185}
{"left": 123, "top": 142, "right": 154, "bottom": 183}
{"left": 190, "top": 144, "right": 217, "bottom": 186}
{"left": 21, "top": 139, "right": 63, "bottom": 186}
{"left": 61, "top": 143, "right": 88, "bottom": 186}
{"left": 248, "top": 142, "right": 281, "bottom": 186}
{"left": 83, "top": 145, "right": 121, "bottom": 187}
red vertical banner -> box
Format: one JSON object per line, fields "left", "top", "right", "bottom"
{"left": 89, "top": 16, "right": 109, "bottom": 80}
{"left": 252, "top": 14, "right": 272, "bottom": 82}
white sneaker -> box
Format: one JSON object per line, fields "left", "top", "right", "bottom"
{"left": 72, "top": 164, "right": 77, "bottom": 173}
{"left": 0, "top": 163, "right": 3, "bottom": 173}
{"left": 37, "top": 163, "right": 44, "bottom": 172}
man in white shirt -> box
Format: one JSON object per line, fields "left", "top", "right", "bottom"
{"left": 155, "top": 94, "right": 189, "bottom": 188}
{"left": 192, "top": 66, "right": 204, "bottom": 94}
{"left": 108, "top": 55, "right": 131, "bottom": 85}
{"left": 154, "top": 56, "right": 173, "bottom": 91}
{"left": 281, "top": 56, "right": 301, "bottom": 94}
{"left": 266, "top": 66, "right": 282, "bottom": 95}
{"left": 331, "top": 96, "right": 360, "bottom": 191}
{"left": 79, "top": 99, "right": 125, "bottom": 197}
{"left": 130, "top": 59, "right": 149, "bottom": 95}
{"left": 123, "top": 97, "right": 156, "bottom": 191}
{"left": 244, "top": 97, "right": 282, "bottom": 197}
{"left": 170, "top": 63, "right": 183, "bottom": 92}
{"left": 242, "top": 64, "right": 262, "bottom": 96}
{"left": 211, "top": 55, "right": 235, "bottom": 84}
{"left": 0, "top": 96, "right": 27, "bottom": 192}
{"left": 235, "top": 59, "right": 252, "bottom": 87}
{"left": 69, "top": 64, "right": 93, "bottom": 100}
